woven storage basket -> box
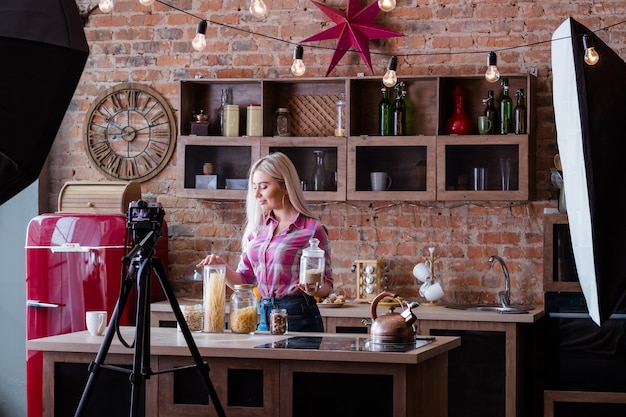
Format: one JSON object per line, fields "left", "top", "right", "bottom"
{"left": 287, "top": 94, "right": 339, "bottom": 137}
{"left": 58, "top": 181, "right": 141, "bottom": 214}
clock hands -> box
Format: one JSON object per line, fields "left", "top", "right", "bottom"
{"left": 109, "top": 120, "right": 169, "bottom": 140}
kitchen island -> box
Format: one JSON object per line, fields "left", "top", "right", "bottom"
{"left": 27, "top": 327, "right": 460, "bottom": 417}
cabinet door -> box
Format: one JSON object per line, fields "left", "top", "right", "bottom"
{"left": 436, "top": 135, "right": 529, "bottom": 200}
{"left": 347, "top": 136, "right": 436, "bottom": 201}
{"left": 176, "top": 136, "right": 260, "bottom": 199}
{"left": 261, "top": 137, "right": 347, "bottom": 201}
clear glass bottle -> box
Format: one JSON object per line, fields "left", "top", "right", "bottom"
{"left": 335, "top": 93, "right": 346, "bottom": 136}
{"left": 393, "top": 82, "right": 406, "bottom": 136}
{"left": 229, "top": 284, "right": 258, "bottom": 334}
{"left": 310, "top": 150, "right": 328, "bottom": 191}
{"left": 483, "top": 90, "right": 497, "bottom": 133}
{"left": 500, "top": 78, "right": 513, "bottom": 134}
{"left": 269, "top": 308, "right": 288, "bottom": 335}
{"left": 299, "top": 238, "right": 325, "bottom": 290}
{"left": 275, "top": 107, "right": 290, "bottom": 136}
{"left": 217, "top": 88, "right": 232, "bottom": 135}
{"left": 514, "top": 88, "right": 526, "bottom": 134}
{"left": 378, "top": 86, "right": 392, "bottom": 136}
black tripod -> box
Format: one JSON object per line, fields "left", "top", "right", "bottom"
{"left": 73, "top": 230, "right": 226, "bottom": 417}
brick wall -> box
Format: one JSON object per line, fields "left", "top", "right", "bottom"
{"left": 51, "top": 0, "right": 626, "bottom": 305}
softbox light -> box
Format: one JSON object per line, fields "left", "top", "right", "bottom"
{"left": 0, "top": 0, "right": 88, "bottom": 205}
{"left": 552, "top": 17, "right": 626, "bottom": 325}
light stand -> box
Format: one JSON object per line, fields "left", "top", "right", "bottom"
{"left": 73, "top": 228, "right": 226, "bottom": 417}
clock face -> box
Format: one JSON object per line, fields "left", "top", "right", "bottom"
{"left": 84, "top": 83, "right": 177, "bottom": 181}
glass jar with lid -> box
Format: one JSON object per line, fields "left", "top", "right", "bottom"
{"left": 299, "top": 238, "right": 325, "bottom": 290}
{"left": 229, "top": 284, "right": 258, "bottom": 334}
{"left": 274, "top": 107, "right": 291, "bottom": 136}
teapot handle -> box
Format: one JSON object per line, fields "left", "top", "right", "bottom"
{"left": 370, "top": 291, "right": 398, "bottom": 321}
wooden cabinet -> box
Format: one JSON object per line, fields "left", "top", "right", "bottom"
{"left": 177, "top": 74, "right": 535, "bottom": 201}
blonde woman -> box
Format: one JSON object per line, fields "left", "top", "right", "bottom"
{"left": 198, "top": 152, "right": 332, "bottom": 332}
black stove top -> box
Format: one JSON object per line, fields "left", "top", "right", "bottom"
{"left": 254, "top": 336, "right": 434, "bottom": 352}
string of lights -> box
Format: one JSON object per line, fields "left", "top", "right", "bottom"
{"left": 94, "top": 0, "right": 625, "bottom": 79}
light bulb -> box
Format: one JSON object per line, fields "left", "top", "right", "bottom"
{"left": 382, "top": 56, "right": 398, "bottom": 88}
{"left": 485, "top": 51, "right": 500, "bottom": 83}
{"left": 378, "top": 0, "right": 396, "bottom": 12}
{"left": 291, "top": 45, "right": 306, "bottom": 77}
{"left": 138, "top": 0, "right": 154, "bottom": 5}
{"left": 98, "top": 0, "right": 114, "bottom": 13}
{"left": 582, "top": 34, "right": 599, "bottom": 66}
{"left": 192, "top": 20, "right": 208, "bottom": 52}
{"left": 249, "top": 0, "right": 268, "bottom": 19}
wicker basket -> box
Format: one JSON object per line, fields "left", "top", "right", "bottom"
{"left": 287, "top": 94, "right": 339, "bottom": 137}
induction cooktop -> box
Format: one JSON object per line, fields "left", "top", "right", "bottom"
{"left": 254, "top": 336, "right": 434, "bottom": 352}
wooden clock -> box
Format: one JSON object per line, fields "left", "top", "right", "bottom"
{"left": 84, "top": 82, "right": 177, "bottom": 182}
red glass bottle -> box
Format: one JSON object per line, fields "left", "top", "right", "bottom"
{"left": 445, "top": 86, "right": 473, "bottom": 135}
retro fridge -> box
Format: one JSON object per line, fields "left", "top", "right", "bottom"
{"left": 25, "top": 212, "right": 168, "bottom": 417}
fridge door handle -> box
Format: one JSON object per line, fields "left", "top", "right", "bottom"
{"left": 26, "top": 300, "right": 61, "bottom": 308}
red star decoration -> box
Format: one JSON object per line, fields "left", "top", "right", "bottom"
{"left": 301, "top": 0, "right": 404, "bottom": 76}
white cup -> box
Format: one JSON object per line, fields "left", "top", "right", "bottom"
{"left": 412, "top": 261, "right": 432, "bottom": 283}
{"left": 420, "top": 281, "right": 445, "bottom": 302}
{"left": 370, "top": 172, "right": 392, "bottom": 191}
{"left": 86, "top": 311, "right": 107, "bottom": 335}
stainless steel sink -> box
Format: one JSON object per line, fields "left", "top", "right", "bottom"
{"left": 445, "top": 303, "right": 533, "bottom": 314}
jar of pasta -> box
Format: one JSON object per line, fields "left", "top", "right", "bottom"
{"left": 229, "top": 284, "right": 258, "bottom": 334}
{"left": 203, "top": 264, "right": 226, "bottom": 333}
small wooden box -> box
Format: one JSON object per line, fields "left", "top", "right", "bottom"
{"left": 58, "top": 181, "right": 142, "bottom": 214}
{"left": 190, "top": 122, "right": 210, "bottom": 136}
{"left": 353, "top": 259, "right": 388, "bottom": 302}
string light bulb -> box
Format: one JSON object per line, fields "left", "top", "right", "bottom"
{"left": 382, "top": 56, "right": 398, "bottom": 88}
{"left": 138, "top": 0, "right": 154, "bottom": 5}
{"left": 291, "top": 45, "right": 306, "bottom": 77}
{"left": 249, "top": 0, "right": 268, "bottom": 19}
{"left": 192, "top": 20, "right": 208, "bottom": 52}
{"left": 378, "top": 0, "right": 396, "bottom": 12}
{"left": 485, "top": 51, "right": 501, "bottom": 83}
{"left": 582, "top": 34, "right": 600, "bottom": 66}
{"left": 98, "top": 0, "right": 114, "bottom": 13}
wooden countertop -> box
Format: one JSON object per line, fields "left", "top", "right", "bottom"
{"left": 26, "top": 327, "right": 460, "bottom": 365}
{"left": 153, "top": 299, "right": 544, "bottom": 323}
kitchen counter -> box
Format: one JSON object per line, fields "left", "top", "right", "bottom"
{"left": 28, "top": 328, "right": 460, "bottom": 417}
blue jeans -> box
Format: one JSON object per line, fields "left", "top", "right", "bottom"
{"left": 258, "top": 293, "right": 324, "bottom": 332}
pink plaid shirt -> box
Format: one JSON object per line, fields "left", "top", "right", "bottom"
{"left": 237, "top": 213, "right": 333, "bottom": 298}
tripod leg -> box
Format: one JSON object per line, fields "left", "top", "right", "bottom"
{"left": 152, "top": 258, "right": 227, "bottom": 417}
{"left": 73, "top": 268, "right": 137, "bottom": 417}
{"left": 129, "top": 256, "right": 152, "bottom": 417}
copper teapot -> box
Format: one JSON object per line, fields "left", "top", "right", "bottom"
{"left": 369, "top": 291, "right": 418, "bottom": 344}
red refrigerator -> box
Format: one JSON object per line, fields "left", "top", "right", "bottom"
{"left": 25, "top": 212, "right": 168, "bottom": 417}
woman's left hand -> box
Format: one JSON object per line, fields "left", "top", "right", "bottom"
{"left": 296, "top": 282, "right": 330, "bottom": 298}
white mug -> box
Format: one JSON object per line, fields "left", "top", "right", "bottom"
{"left": 412, "top": 261, "right": 432, "bottom": 283}
{"left": 86, "top": 311, "right": 107, "bottom": 335}
{"left": 420, "top": 281, "right": 445, "bottom": 302}
{"left": 370, "top": 172, "right": 392, "bottom": 191}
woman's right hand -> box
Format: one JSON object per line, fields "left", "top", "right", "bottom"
{"left": 196, "top": 253, "right": 223, "bottom": 268}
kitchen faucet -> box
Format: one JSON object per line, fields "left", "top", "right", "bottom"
{"left": 488, "top": 255, "right": 511, "bottom": 307}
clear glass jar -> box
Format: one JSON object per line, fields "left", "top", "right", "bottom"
{"left": 203, "top": 264, "right": 226, "bottom": 333}
{"left": 180, "top": 303, "right": 203, "bottom": 332}
{"left": 275, "top": 107, "right": 290, "bottom": 136}
{"left": 270, "top": 308, "right": 288, "bottom": 335}
{"left": 229, "top": 284, "right": 258, "bottom": 334}
{"left": 335, "top": 93, "right": 346, "bottom": 136}
{"left": 299, "top": 238, "right": 325, "bottom": 290}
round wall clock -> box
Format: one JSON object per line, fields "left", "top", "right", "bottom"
{"left": 84, "top": 82, "right": 177, "bottom": 182}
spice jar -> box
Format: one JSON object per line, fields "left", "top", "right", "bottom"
{"left": 270, "top": 308, "right": 288, "bottom": 335}
{"left": 229, "top": 284, "right": 258, "bottom": 334}
{"left": 275, "top": 107, "right": 290, "bottom": 136}
{"left": 203, "top": 264, "right": 226, "bottom": 333}
{"left": 299, "top": 238, "right": 325, "bottom": 290}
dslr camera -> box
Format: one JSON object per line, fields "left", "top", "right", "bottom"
{"left": 126, "top": 200, "right": 165, "bottom": 245}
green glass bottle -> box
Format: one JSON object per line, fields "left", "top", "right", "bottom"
{"left": 483, "top": 90, "right": 497, "bottom": 133}
{"left": 499, "top": 78, "right": 512, "bottom": 134}
{"left": 378, "top": 87, "right": 392, "bottom": 136}
{"left": 514, "top": 88, "right": 526, "bottom": 134}
{"left": 393, "top": 82, "right": 406, "bottom": 136}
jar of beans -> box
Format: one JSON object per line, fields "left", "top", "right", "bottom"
{"left": 270, "top": 308, "right": 288, "bottom": 335}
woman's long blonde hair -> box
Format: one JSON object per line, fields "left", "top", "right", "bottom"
{"left": 242, "top": 152, "right": 318, "bottom": 249}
